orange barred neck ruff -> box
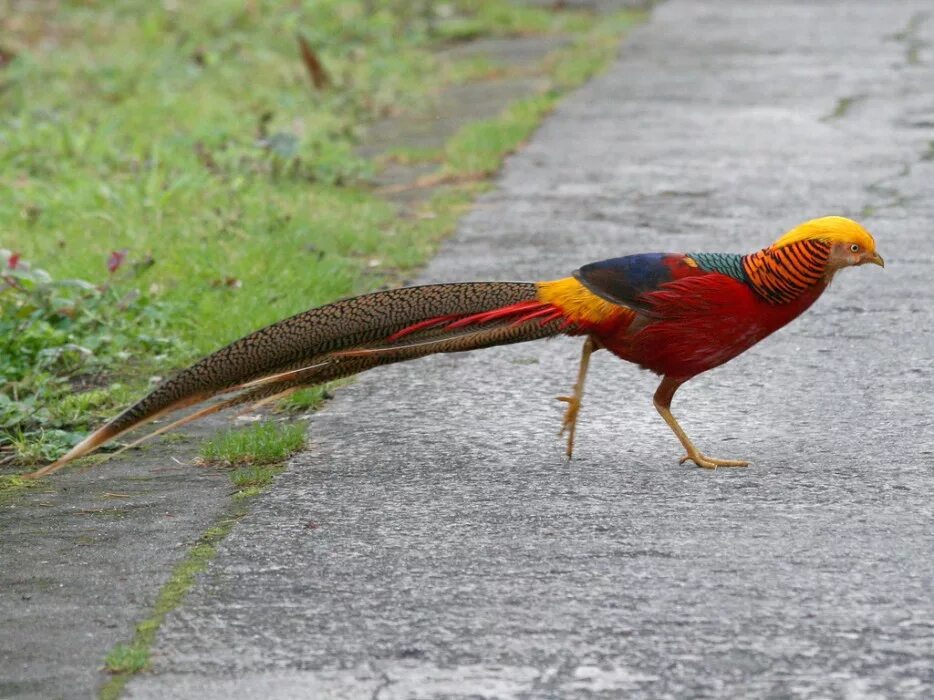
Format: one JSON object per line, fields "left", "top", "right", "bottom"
{"left": 742, "top": 215, "right": 876, "bottom": 304}
{"left": 741, "top": 239, "right": 832, "bottom": 304}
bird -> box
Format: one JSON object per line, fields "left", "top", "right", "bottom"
{"left": 27, "top": 215, "right": 883, "bottom": 478}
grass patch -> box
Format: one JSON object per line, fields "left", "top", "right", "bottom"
{"left": 445, "top": 93, "right": 558, "bottom": 175}
{"left": 198, "top": 421, "right": 306, "bottom": 466}
{"left": 0, "top": 251, "right": 175, "bottom": 463}
{"left": 1, "top": 0, "right": 609, "bottom": 359}
{"left": 103, "top": 644, "right": 148, "bottom": 674}
{"left": 232, "top": 485, "right": 265, "bottom": 502}
{"left": 0, "top": 474, "right": 39, "bottom": 498}
{"left": 98, "top": 513, "right": 242, "bottom": 700}
{"left": 279, "top": 385, "right": 333, "bottom": 413}
{"left": 230, "top": 465, "right": 283, "bottom": 490}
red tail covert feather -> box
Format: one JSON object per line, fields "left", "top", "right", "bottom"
{"left": 388, "top": 300, "right": 560, "bottom": 341}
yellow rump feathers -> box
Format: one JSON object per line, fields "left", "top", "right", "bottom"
{"left": 537, "top": 277, "right": 630, "bottom": 325}
{"left": 771, "top": 216, "right": 876, "bottom": 253}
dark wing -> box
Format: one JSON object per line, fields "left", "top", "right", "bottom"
{"left": 574, "top": 253, "right": 707, "bottom": 315}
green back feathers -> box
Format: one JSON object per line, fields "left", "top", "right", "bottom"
{"left": 687, "top": 252, "right": 747, "bottom": 281}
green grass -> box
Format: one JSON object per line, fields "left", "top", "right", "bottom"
{"left": 279, "top": 384, "right": 334, "bottom": 413}
{"left": 103, "top": 644, "right": 148, "bottom": 675}
{"left": 229, "top": 463, "right": 286, "bottom": 501}
{"left": 198, "top": 421, "right": 306, "bottom": 466}
{"left": 230, "top": 464, "right": 283, "bottom": 488}
{"left": 445, "top": 93, "right": 559, "bottom": 175}
{"left": 1, "top": 2, "right": 644, "bottom": 466}
{"left": 0, "top": 474, "right": 38, "bottom": 497}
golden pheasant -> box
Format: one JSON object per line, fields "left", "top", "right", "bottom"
{"left": 29, "top": 215, "right": 882, "bottom": 478}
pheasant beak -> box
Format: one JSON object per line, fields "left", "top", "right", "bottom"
{"left": 869, "top": 252, "right": 885, "bottom": 268}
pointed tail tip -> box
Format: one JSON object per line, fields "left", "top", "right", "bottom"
{"left": 24, "top": 425, "right": 121, "bottom": 480}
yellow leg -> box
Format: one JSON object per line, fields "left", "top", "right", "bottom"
{"left": 557, "top": 337, "right": 597, "bottom": 458}
{"left": 652, "top": 376, "right": 748, "bottom": 469}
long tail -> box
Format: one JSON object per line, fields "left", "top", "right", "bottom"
{"left": 28, "top": 282, "right": 576, "bottom": 478}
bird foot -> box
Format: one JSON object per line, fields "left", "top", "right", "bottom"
{"left": 679, "top": 453, "right": 749, "bottom": 469}
{"left": 556, "top": 394, "right": 580, "bottom": 458}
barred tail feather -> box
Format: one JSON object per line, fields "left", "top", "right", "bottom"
{"left": 29, "top": 282, "right": 571, "bottom": 478}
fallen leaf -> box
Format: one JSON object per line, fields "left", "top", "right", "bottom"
{"left": 296, "top": 33, "right": 330, "bottom": 90}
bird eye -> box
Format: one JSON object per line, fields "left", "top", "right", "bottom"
{"left": 850, "top": 244, "right": 860, "bottom": 253}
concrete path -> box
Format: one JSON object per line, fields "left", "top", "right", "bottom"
{"left": 86, "top": 1, "right": 934, "bottom": 697}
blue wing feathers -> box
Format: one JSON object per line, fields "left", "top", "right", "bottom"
{"left": 574, "top": 253, "right": 690, "bottom": 309}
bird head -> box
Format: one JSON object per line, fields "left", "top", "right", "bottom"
{"left": 772, "top": 216, "right": 884, "bottom": 273}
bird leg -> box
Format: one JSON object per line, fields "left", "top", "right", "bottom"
{"left": 557, "top": 336, "right": 598, "bottom": 458}
{"left": 652, "top": 376, "right": 748, "bottom": 469}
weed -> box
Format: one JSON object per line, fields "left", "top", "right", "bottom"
{"left": 230, "top": 465, "right": 283, "bottom": 489}
{"left": 232, "top": 486, "right": 265, "bottom": 502}
{"left": 0, "top": 250, "right": 177, "bottom": 461}
{"left": 198, "top": 421, "right": 306, "bottom": 466}
{"left": 278, "top": 385, "right": 333, "bottom": 413}
{"left": 103, "top": 644, "right": 148, "bottom": 674}
{"left": 0, "top": 474, "right": 38, "bottom": 495}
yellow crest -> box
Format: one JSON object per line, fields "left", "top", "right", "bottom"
{"left": 771, "top": 216, "right": 876, "bottom": 252}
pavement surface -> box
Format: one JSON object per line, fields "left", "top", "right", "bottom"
{"left": 4, "top": 1, "right": 933, "bottom": 698}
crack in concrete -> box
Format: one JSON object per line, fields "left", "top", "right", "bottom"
{"left": 370, "top": 669, "right": 395, "bottom": 700}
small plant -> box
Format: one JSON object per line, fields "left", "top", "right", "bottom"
{"left": 230, "top": 465, "right": 282, "bottom": 490}
{"left": 0, "top": 250, "right": 179, "bottom": 463}
{"left": 0, "top": 474, "right": 38, "bottom": 495}
{"left": 103, "top": 644, "right": 148, "bottom": 674}
{"left": 278, "top": 384, "right": 335, "bottom": 413}
{"left": 198, "top": 421, "right": 306, "bottom": 466}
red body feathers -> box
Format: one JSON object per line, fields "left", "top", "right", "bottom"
{"left": 592, "top": 275, "right": 826, "bottom": 379}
